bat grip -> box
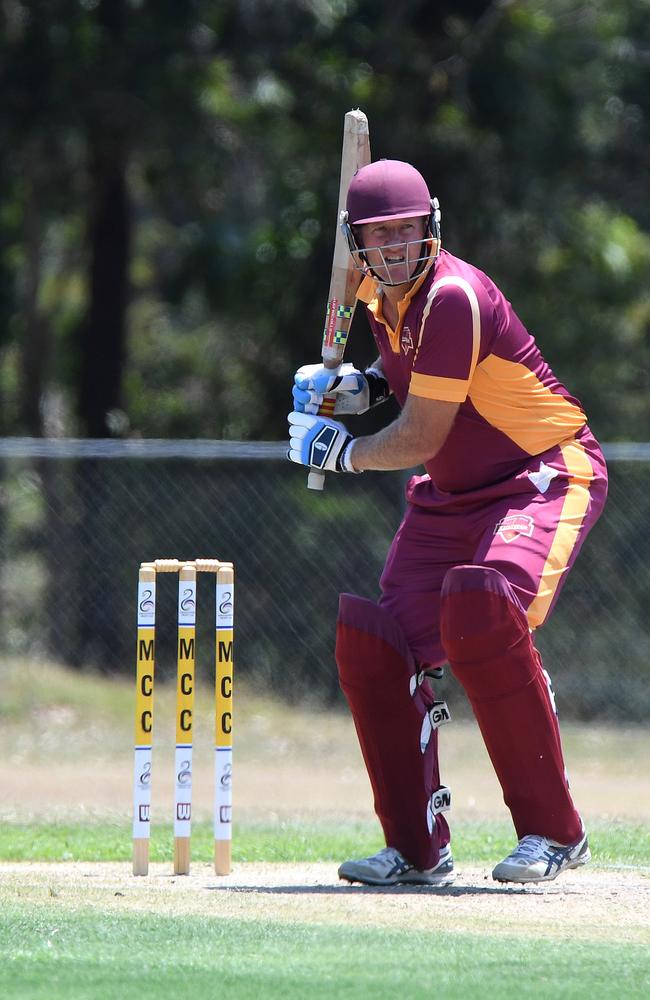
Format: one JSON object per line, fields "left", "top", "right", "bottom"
{"left": 306, "top": 391, "right": 337, "bottom": 491}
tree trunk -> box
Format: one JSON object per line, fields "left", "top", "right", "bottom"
{"left": 19, "top": 172, "right": 49, "bottom": 437}
{"left": 74, "top": 2, "right": 132, "bottom": 665}
{"left": 77, "top": 130, "right": 131, "bottom": 437}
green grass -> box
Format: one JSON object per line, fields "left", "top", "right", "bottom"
{"left": 0, "top": 657, "right": 132, "bottom": 723}
{"left": 1, "top": 906, "right": 648, "bottom": 1000}
{"left": 1, "top": 818, "right": 649, "bottom": 867}
{"left": 2, "top": 658, "right": 649, "bottom": 998}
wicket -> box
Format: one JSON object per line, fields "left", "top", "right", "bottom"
{"left": 132, "top": 558, "right": 234, "bottom": 877}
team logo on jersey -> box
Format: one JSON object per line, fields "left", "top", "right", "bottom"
{"left": 495, "top": 514, "right": 535, "bottom": 544}
{"left": 401, "top": 325, "right": 414, "bottom": 355}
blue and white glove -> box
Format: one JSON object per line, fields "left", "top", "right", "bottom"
{"left": 292, "top": 362, "right": 390, "bottom": 415}
{"left": 287, "top": 411, "right": 359, "bottom": 474}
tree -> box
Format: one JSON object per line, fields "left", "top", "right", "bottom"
{"left": 0, "top": 0, "right": 648, "bottom": 442}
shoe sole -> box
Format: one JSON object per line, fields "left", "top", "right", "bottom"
{"left": 339, "top": 871, "right": 456, "bottom": 887}
{"left": 492, "top": 847, "right": 591, "bottom": 884}
{"left": 398, "top": 871, "right": 456, "bottom": 887}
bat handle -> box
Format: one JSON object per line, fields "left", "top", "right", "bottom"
{"left": 307, "top": 470, "right": 325, "bottom": 491}
{"left": 306, "top": 391, "right": 338, "bottom": 491}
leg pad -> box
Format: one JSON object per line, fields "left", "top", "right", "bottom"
{"left": 440, "top": 566, "right": 582, "bottom": 844}
{"left": 336, "top": 594, "right": 450, "bottom": 870}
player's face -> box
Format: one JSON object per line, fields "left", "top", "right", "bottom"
{"left": 356, "top": 216, "right": 428, "bottom": 286}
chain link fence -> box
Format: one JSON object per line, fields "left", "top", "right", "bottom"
{"left": 0, "top": 439, "right": 648, "bottom": 720}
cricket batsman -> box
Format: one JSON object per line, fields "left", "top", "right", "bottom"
{"left": 287, "top": 159, "right": 608, "bottom": 886}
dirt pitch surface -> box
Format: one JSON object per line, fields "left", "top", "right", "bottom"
{"left": 2, "top": 861, "right": 649, "bottom": 943}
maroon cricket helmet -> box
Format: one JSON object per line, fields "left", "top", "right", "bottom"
{"left": 346, "top": 160, "right": 432, "bottom": 225}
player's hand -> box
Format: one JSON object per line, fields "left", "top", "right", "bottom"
{"left": 292, "top": 362, "right": 389, "bottom": 416}
{"left": 287, "top": 411, "right": 359, "bottom": 474}
{"left": 292, "top": 362, "right": 366, "bottom": 415}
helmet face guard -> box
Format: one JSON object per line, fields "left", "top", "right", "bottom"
{"left": 341, "top": 200, "right": 441, "bottom": 286}
{"left": 341, "top": 160, "right": 441, "bottom": 286}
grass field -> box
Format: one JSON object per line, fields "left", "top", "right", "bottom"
{"left": 1, "top": 816, "right": 649, "bottom": 866}
{"left": 1, "top": 898, "right": 647, "bottom": 1000}
{"left": 1, "top": 659, "right": 649, "bottom": 999}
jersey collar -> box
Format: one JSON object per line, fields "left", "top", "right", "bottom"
{"left": 357, "top": 263, "right": 432, "bottom": 353}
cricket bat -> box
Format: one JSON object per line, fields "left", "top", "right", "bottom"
{"left": 307, "top": 109, "right": 371, "bottom": 491}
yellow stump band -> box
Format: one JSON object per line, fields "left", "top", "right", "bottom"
{"left": 175, "top": 626, "right": 195, "bottom": 743}
{"left": 135, "top": 627, "right": 155, "bottom": 744}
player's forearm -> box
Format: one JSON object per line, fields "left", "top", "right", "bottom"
{"left": 347, "top": 393, "right": 459, "bottom": 472}
{"left": 348, "top": 417, "right": 442, "bottom": 472}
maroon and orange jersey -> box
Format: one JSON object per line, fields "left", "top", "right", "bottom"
{"left": 357, "top": 249, "right": 590, "bottom": 494}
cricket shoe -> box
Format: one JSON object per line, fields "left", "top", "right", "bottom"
{"left": 492, "top": 831, "right": 591, "bottom": 884}
{"left": 338, "top": 844, "right": 455, "bottom": 887}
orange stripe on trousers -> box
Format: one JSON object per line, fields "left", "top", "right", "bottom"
{"left": 527, "top": 439, "right": 595, "bottom": 628}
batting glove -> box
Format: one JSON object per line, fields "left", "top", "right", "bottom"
{"left": 292, "top": 362, "right": 389, "bottom": 416}
{"left": 287, "top": 411, "right": 359, "bottom": 474}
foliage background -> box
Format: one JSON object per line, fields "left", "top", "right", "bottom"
{"left": 1, "top": 2, "right": 649, "bottom": 711}
{"left": 1, "top": 0, "right": 649, "bottom": 443}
